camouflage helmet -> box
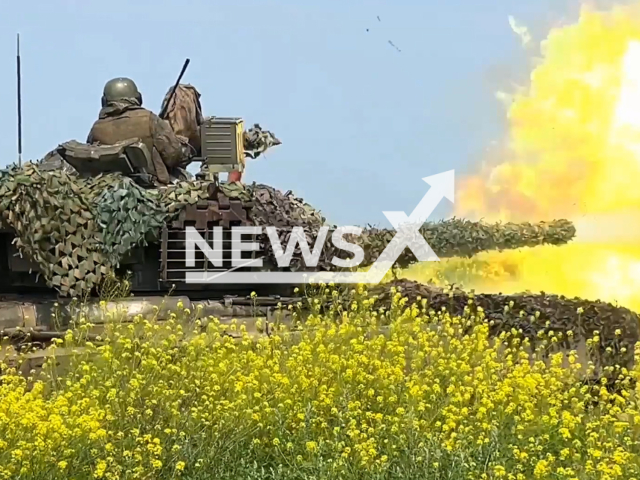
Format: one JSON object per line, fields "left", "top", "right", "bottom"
{"left": 101, "top": 77, "right": 143, "bottom": 107}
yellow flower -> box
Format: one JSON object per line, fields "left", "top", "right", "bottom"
{"left": 494, "top": 465, "right": 506, "bottom": 477}
{"left": 534, "top": 460, "right": 550, "bottom": 478}
{"left": 0, "top": 285, "right": 636, "bottom": 478}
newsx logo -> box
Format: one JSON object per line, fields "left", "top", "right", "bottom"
{"left": 184, "top": 170, "right": 454, "bottom": 284}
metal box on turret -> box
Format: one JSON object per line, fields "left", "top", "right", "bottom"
{"left": 199, "top": 117, "right": 245, "bottom": 175}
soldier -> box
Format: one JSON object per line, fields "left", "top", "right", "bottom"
{"left": 87, "top": 77, "right": 190, "bottom": 184}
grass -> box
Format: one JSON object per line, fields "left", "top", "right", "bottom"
{"left": 0, "top": 285, "right": 638, "bottom": 479}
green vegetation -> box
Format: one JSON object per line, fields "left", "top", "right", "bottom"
{"left": 0, "top": 285, "right": 638, "bottom": 479}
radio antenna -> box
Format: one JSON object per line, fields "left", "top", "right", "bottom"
{"left": 16, "top": 33, "right": 22, "bottom": 167}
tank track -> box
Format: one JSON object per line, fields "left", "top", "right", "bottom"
{"left": 0, "top": 292, "right": 301, "bottom": 377}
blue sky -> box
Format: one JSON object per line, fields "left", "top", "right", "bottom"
{"left": 0, "top": 0, "right": 599, "bottom": 226}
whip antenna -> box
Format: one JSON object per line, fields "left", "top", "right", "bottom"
{"left": 16, "top": 33, "right": 22, "bottom": 167}
{"left": 159, "top": 58, "right": 190, "bottom": 120}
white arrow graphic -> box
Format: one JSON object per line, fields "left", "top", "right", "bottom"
{"left": 383, "top": 170, "right": 455, "bottom": 229}
{"left": 362, "top": 169, "right": 455, "bottom": 282}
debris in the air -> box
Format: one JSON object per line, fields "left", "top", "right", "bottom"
{"left": 388, "top": 40, "right": 401, "bottom": 52}
{"left": 365, "top": 16, "right": 401, "bottom": 52}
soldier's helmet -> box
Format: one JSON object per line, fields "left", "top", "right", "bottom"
{"left": 101, "top": 77, "right": 143, "bottom": 107}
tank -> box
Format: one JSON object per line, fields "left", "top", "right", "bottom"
{"left": 4, "top": 111, "right": 630, "bottom": 380}
{"left": 0, "top": 112, "right": 578, "bottom": 301}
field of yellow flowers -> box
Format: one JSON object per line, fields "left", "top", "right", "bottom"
{"left": 0, "top": 286, "right": 638, "bottom": 480}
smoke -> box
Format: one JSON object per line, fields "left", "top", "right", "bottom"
{"left": 508, "top": 16, "right": 532, "bottom": 47}
{"left": 405, "top": 3, "right": 640, "bottom": 311}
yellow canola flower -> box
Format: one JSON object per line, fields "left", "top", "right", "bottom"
{"left": 0, "top": 285, "right": 636, "bottom": 479}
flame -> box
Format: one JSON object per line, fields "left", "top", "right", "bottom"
{"left": 406, "top": 4, "right": 640, "bottom": 311}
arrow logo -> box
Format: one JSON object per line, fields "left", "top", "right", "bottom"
{"left": 383, "top": 170, "right": 455, "bottom": 228}
{"left": 364, "top": 170, "right": 455, "bottom": 280}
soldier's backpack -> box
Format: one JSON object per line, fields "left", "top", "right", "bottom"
{"left": 159, "top": 84, "right": 204, "bottom": 156}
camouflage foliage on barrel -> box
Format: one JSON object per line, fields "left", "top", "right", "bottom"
{"left": 220, "top": 182, "right": 577, "bottom": 270}
{"left": 357, "top": 218, "right": 576, "bottom": 268}
{"left": 0, "top": 163, "right": 576, "bottom": 297}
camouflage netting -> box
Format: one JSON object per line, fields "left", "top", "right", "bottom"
{"left": 362, "top": 279, "right": 640, "bottom": 371}
{"left": 220, "top": 182, "right": 577, "bottom": 270}
{"left": 219, "top": 182, "right": 329, "bottom": 270}
{"left": 357, "top": 218, "right": 576, "bottom": 268}
{"left": 0, "top": 164, "right": 210, "bottom": 297}
{"left": 0, "top": 163, "right": 576, "bottom": 297}
{"left": 94, "top": 179, "right": 167, "bottom": 265}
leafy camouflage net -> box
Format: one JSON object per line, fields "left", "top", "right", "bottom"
{"left": 93, "top": 179, "right": 167, "bottom": 265}
{"left": 219, "top": 182, "right": 329, "bottom": 270}
{"left": 220, "top": 182, "right": 577, "bottom": 271}
{"left": 0, "top": 163, "right": 577, "bottom": 297}
{"left": 243, "top": 125, "right": 282, "bottom": 160}
{"left": 0, "top": 164, "right": 210, "bottom": 297}
{"left": 364, "top": 279, "right": 640, "bottom": 372}
{"left": 0, "top": 165, "right": 108, "bottom": 296}
{"left": 358, "top": 218, "right": 576, "bottom": 268}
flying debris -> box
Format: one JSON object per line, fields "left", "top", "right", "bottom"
{"left": 388, "top": 40, "right": 401, "bottom": 53}
{"left": 365, "top": 15, "right": 401, "bottom": 52}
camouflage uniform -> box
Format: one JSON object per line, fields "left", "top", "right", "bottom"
{"left": 87, "top": 78, "right": 189, "bottom": 184}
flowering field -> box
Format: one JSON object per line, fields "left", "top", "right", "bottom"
{"left": 0, "top": 287, "right": 638, "bottom": 480}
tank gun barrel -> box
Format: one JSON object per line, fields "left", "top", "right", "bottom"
{"left": 355, "top": 218, "right": 576, "bottom": 269}
{"left": 262, "top": 218, "right": 576, "bottom": 273}
{"left": 215, "top": 183, "right": 577, "bottom": 273}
